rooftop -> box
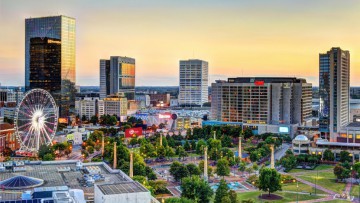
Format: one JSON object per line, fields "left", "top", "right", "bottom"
{"left": 97, "top": 181, "right": 148, "bottom": 195}
{"left": 0, "top": 161, "right": 129, "bottom": 201}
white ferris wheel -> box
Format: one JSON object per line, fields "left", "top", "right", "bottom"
{"left": 14, "top": 89, "right": 58, "bottom": 154}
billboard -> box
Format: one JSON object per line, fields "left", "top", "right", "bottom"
{"left": 159, "top": 113, "right": 171, "bottom": 119}
{"left": 58, "top": 117, "right": 69, "bottom": 124}
{"left": 279, "top": 126, "right": 289, "bottom": 133}
{"left": 125, "top": 127, "right": 143, "bottom": 138}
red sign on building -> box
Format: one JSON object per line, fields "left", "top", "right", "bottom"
{"left": 125, "top": 127, "right": 143, "bottom": 138}
{"left": 254, "top": 80, "right": 264, "bottom": 86}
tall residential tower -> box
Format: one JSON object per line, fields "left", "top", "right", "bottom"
{"left": 25, "top": 15, "right": 76, "bottom": 117}
{"left": 178, "top": 59, "right": 208, "bottom": 107}
{"left": 319, "top": 47, "right": 350, "bottom": 141}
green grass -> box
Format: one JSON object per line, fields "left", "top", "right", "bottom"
{"left": 237, "top": 191, "right": 322, "bottom": 203}
{"left": 288, "top": 164, "right": 334, "bottom": 173}
{"left": 321, "top": 200, "right": 351, "bottom": 203}
{"left": 297, "top": 171, "right": 346, "bottom": 194}
{"left": 350, "top": 184, "right": 360, "bottom": 197}
{"left": 282, "top": 182, "right": 325, "bottom": 194}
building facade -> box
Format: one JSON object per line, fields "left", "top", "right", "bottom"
{"left": 104, "top": 94, "right": 128, "bottom": 119}
{"left": 25, "top": 15, "right": 76, "bottom": 117}
{"left": 100, "top": 59, "right": 111, "bottom": 99}
{"left": 75, "top": 98, "right": 99, "bottom": 120}
{"left": 211, "top": 77, "right": 312, "bottom": 125}
{"left": 109, "top": 56, "right": 135, "bottom": 100}
{"left": 178, "top": 59, "right": 208, "bottom": 106}
{"left": 0, "top": 89, "right": 23, "bottom": 104}
{"left": 319, "top": 47, "right": 350, "bottom": 141}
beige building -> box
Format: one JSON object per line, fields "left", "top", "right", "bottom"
{"left": 104, "top": 93, "right": 127, "bottom": 118}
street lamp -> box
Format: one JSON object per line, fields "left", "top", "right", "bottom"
{"left": 296, "top": 180, "right": 299, "bottom": 203}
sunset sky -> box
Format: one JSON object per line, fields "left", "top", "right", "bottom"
{"left": 1, "top": 0, "right": 360, "bottom": 86}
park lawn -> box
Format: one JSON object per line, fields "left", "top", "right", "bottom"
{"left": 282, "top": 182, "right": 326, "bottom": 194}
{"left": 288, "top": 164, "right": 333, "bottom": 173}
{"left": 237, "top": 191, "right": 322, "bottom": 203}
{"left": 297, "top": 171, "right": 346, "bottom": 194}
{"left": 350, "top": 184, "right": 360, "bottom": 197}
{"left": 322, "top": 200, "right": 351, "bottom": 203}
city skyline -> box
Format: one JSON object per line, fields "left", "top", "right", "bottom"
{"left": 1, "top": 0, "right": 360, "bottom": 86}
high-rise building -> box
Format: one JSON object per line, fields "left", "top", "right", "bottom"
{"left": 25, "top": 15, "right": 76, "bottom": 117}
{"left": 178, "top": 59, "right": 209, "bottom": 107}
{"left": 211, "top": 77, "right": 312, "bottom": 125}
{"left": 109, "top": 56, "right": 135, "bottom": 100}
{"left": 100, "top": 59, "right": 110, "bottom": 99}
{"left": 319, "top": 47, "right": 350, "bottom": 140}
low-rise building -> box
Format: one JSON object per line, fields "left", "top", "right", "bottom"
{"left": 104, "top": 93, "right": 127, "bottom": 119}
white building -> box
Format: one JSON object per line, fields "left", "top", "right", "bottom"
{"left": 98, "top": 100, "right": 105, "bottom": 117}
{"left": 94, "top": 182, "right": 154, "bottom": 203}
{"left": 75, "top": 98, "right": 98, "bottom": 120}
{"left": 135, "top": 94, "right": 150, "bottom": 108}
{"left": 0, "top": 88, "right": 23, "bottom": 103}
{"left": 319, "top": 47, "right": 350, "bottom": 141}
{"left": 178, "top": 59, "right": 208, "bottom": 107}
{"left": 170, "top": 97, "right": 179, "bottom": 107}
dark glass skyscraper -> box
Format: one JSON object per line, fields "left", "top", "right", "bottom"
{"left": 109, "top": 56, "right": 135, "bottom": 100}
{"left": 25, "top": 16, "right": 76, "bottom": 117}
{"left": 319, "top": 47, "right": 350, "bottom": 141}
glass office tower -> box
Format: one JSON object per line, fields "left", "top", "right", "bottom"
{"left": 25, "top": 16, "right": 76, "bottom": 117}
{"left": 109, "top": 56, "right": 135, "bottom": 100}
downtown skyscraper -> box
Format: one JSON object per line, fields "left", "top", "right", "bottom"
{"left": 25, "top": 15, "right": 76, "bottom": 117}
{"left": 107, "top": 56, "right": 135, "bottom": 100}
{"left": 178, "top": 59, "right": 209, "bottom": 107}
{"left": 319, "top": 47, "right": 350, "bottom": 141}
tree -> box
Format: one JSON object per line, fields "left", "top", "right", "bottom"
{"left": 215, "top": 179, "right": 230, "bottom": 203}
{"left": 228, "top": 190, "right": 238, "bottom": 203}
{"left": 216, "top": 158, "right": 230, "bottom": 178}
{"left": 238, "top": 161, "right": 246, "bottom": 173}
{"left": 249, "top": 150, "right": 260, "bottom": 163}
{"left": 339, "top": 151, "right": 352, "bottom": 163}
{"left": 159, "top": 123, "right": 166, "bottom": 129}
{"left": 258, "top": 168, "right": 282, "bottom": 196}
{"left": 90, "top": 115, "right": 98, "bottom": 125}
{"left": 157, "top": 146, "right": 166, "bottom": 158}
{"left": 323, "top": 149, "right": 335, "bottom": 161}
{"left": 221, "top": 196, "right": 231, "bottom": 203}
{"left": 43, "top": 153, "right": 55, "bottom": 161}
{"left": 199, "top": 160, "right": 213, "bottom": 177}
{"left": 177, "top": 146, "right": 188, "bottom": 160}
{"left": 82, "top": 115, "right": 87, "bottom": 122}
{"left": 170, "top": 161, "right": 189, "bottom": 182}
{"left": 252, "top": 163, "right": 259, "bottom": 171}
{"left": 184, "top": 141, "right": 191, "bottom": 151}
{"left": 245, "top": 167, "right": 254, "bottom": 177}
{"left": 186, "top": 163, "right": 201, "bottom": 176}
{"left": 196, "top": 139, "right": 207, "bottom": 154}
{"left": 38, "top": 144, "right": 54, "bottom": 159}
{"left": 334, "top": 164, "right": 350, "bottom": 181}
{"left": 165, "top": 197, "right": 193, "bottom": 203}
{"left": 353, "top": 162, "right": 360, "bottom": 175}
{"left": 243, "top": 128, "right": 253, "bottom": 139}
{"left": 222, "top": 135, "right": 232, "bottom": 148}
{"left": 241, "top": 199, "right": 255, "bottom": 203}
{"left": 181, "top": 176, "right": 214, "bottom": 203}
